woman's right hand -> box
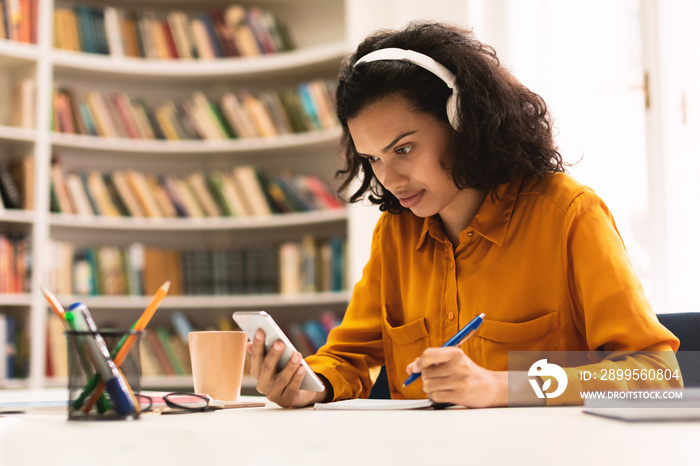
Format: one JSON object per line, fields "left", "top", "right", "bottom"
{"left": 246, "top": 329, "right": 328, "bottom": 408}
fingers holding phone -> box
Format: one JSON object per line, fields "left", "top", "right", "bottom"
{"left": 235, "top": 311, "right": 328, "bottom": 408}
{"left": 247, "top": 329, "right": 320, "bottom": 408}
{"left": 258, "top": 336, "right": 305, "bottom": 398}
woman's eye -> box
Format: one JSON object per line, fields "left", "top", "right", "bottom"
{"left": 396, "top": 145, "right": 413, "bottom": 155}
{"left": 362, "top": 155, "right": 379, "bottom": 163}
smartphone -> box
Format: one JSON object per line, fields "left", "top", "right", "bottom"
{"left": 232, "top": 311, "right": 325, "bottom": 392}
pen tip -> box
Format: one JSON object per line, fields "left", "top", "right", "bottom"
{"left": 162, "top": 280, "right": 171, "bottom": 291}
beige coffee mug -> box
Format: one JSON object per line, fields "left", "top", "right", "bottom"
{"left": 188, "top": 331, "right": 247, "bottom": 401}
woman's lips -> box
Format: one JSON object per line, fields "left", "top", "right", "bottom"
{"left": 397, "top": 190, "right": 425, "bottom": 208}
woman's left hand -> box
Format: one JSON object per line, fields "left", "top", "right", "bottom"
{"left": 406, "top": 347, "right": 508, "bottom": 408}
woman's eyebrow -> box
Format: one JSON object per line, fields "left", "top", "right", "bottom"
{"left": 382, "top": 131, "right": 416, "bottom": 152}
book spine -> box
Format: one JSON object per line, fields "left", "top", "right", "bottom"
{"left": 161, "top": 20, "right": 179, "bottom": 59}
{"left": 198, "top": 13, "right": 223, "bottom": 58}
{"left": 170, "top": 310, "right": 193, "bottom": 342}
{"left": 0, "top": 161, "right": 22, "bottom": 208}
{"left": 302, "top": 319, "right": 328, "bottom": 352}
{"left": 4, "top": 315, "right": 16, "bottom": 378}
{"left": 0, "top": 1, "right": 8, "bottom": 41}
{"left": 156, "top": 327, "right": 184, "bottom": 375}
{"left": 190, "top": 249, "right": 212, "bottom": 295}
{"left": 167, "top": 11, "right": 193, "bottom": 59}
{"left": 90, "top": 6, "right": 110, "bottom": 55}
{"left": 211, "top": 247, "right": 229, "bottom": 295}
{"left": 144, "top": 330, "right": 174, "bottom": 375}
{"left": 228, "top": 248, "right": 245, "bottom": 294}
{"left": 103, "top": 6, "right": 124, "bottom": 57}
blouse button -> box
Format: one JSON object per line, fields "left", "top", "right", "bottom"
{"left": 467, "top": 232, "right": 474, "bottom": 237}
{"left": 448, "top": 312, "right": 455, "bottom": 320}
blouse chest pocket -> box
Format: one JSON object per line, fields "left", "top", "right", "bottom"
{"left": 471, "top": 311, "right": 560, "bottom": 370}
{"left": 381, "top": 306, "right": 431, "bottom": 397}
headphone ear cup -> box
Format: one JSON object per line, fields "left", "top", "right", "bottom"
{"left": 446, "top": 91, "right": 459, "bottom": 131}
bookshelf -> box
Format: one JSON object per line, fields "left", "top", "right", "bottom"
{"left": 0, "top": 0, "right": 357, "bottom": 391}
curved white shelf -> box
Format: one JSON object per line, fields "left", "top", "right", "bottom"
{"left": 52, "top": 41, "right": 347, "bottom": 80}
{"left": 51, "top": 126, "right": 341, "bottom": 154}
{"left": 0, "top": 378, "right": 29, "bottom": 389}
{"left": 49, "top": 209, "right": 347, "bottom": 231}
{"left": 0, "top": 209, "right": 34, "bottom": 224}
{"left": 26, "top": 375, "right": 251, "bottom": 392}
{"left": 55, "top": 291, "right": 351, "bottom": 310}
{"left": 0, "top": 40, "right": 39, "bottom": 64}
{"left": 141, "top": 375, "right": 256, "bottom": 391}
{"left": 0, "top": 293, "right": 32, "bottom": 306}
{"left": 141, "top": 375, "right": 194, "bottom": 390}
{"left": 0, "top": 125, "right": 37, "bottom": 143}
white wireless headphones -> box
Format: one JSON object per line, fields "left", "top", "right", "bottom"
{"left": 354, "top": 48, "right": 460, "bottom": 131}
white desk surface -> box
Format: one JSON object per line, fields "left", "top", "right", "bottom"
{"left": 1, "top": 388, "right": 699, "bottom": 466}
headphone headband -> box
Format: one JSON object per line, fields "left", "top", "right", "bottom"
{"left": 354, "top": 48, "right": 457, "bottom": 90}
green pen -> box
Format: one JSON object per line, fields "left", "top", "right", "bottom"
{"left": 64, "top": 307, "right": 112, "bottom": 414}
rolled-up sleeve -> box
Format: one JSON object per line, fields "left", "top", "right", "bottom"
{"left": 305, "top": 215, "right": 387, "bottom": 401}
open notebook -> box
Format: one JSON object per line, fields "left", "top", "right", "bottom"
{"left": 314, "top": 399, "right": 455, "bottom": 410}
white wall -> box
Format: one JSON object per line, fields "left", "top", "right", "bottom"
{"left": 653, "top": 0, "right": 700, "bottom": 313}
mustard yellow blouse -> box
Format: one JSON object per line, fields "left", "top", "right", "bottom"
{"left": 306, "top": 173, "right": 680, "bottom": 404}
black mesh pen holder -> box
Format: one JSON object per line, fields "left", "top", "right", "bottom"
{"left": 65, "top": 329, "right": 143, "bottom": 421}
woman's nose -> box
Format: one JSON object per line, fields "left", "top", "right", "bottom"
{"left": 379, "top": 159, "right": 406, "bottom": 191}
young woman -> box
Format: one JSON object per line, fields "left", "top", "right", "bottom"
{"left": 247, "top": 21, "right": 680, "bottom": 408}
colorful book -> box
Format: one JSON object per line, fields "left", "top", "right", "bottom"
{"left": 232, "top": 165, "right": 273, "bottom": 216}
{"left": 303, "top": 319, "right": 328, "bottom": 352}
{"left": 0, "top": 162, "right": 22, "bottom": 209}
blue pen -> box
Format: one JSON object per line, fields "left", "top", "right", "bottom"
{"left": 67, "top": 302, "right": 136, "bottom": 416}
{"left": 403, "top": 313, "right": 486, "bottom": 387}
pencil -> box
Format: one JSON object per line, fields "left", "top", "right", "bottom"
{"left": 109, "top": 280, "right": 172, "bottom": 365}
{"left": 80, "top": 280, "right": 171, "bottom": 414}
{"left": 114, "top": 279, "right": 170, "bottom": 367}
{"left": 133, "top": 280, "right": 171, "bottom": 331}
{"left": 41, "top": 287, "right": 67, "bottom": 324}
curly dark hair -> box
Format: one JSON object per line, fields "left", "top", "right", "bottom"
{"left": 335, "top": 21, "right": 565, "bottom": 213}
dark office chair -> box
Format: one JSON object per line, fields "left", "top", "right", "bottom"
{"left": 657, "top": 312, "right": 700, "bottom": 387}
{"left": 368, "top": 365, "right": 391, "bottom": 399}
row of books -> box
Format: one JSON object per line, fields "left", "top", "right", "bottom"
{"left": 48, "top": 235, "right": 347, "bottom": 298}
{"left": 0, "top": 233, "right": 30, "bottom": 293}
{"left": 44, "top": 308, "right": 193, "bottom": 379}
{"left": 0, "top": 313, "right": 27, "bottom": 381}
{"left": 280, "top": 311, "right": 342, "bottom": 358}
{"left": 47, "top": 308, "right": 342, "bottom": 379}
{"left": 54, "top": 4, "right": 293, "bottom": 59}
{"left": 0, "top": 0, "right": 37, "bottom": 44}
{"left": 50, "top": 160, "right": 341, "bottom": 219}
{"left": 53, "top": 79, "right": 336, "bottom": 141}
{"left": 0, "top": 157, "right": 33, "bottom": 211}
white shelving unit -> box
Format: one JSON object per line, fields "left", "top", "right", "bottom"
{"left": 0, "top": 0, "right": 354, "bottom": 390}
{"left": 51, "top": 126, "right": 342, "bottom": 154}
{"left": 51, "top": 41, "right": 348, "bottom": 79}
{"left": 50, "top": 208, "right": 348, "bottom": 231}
